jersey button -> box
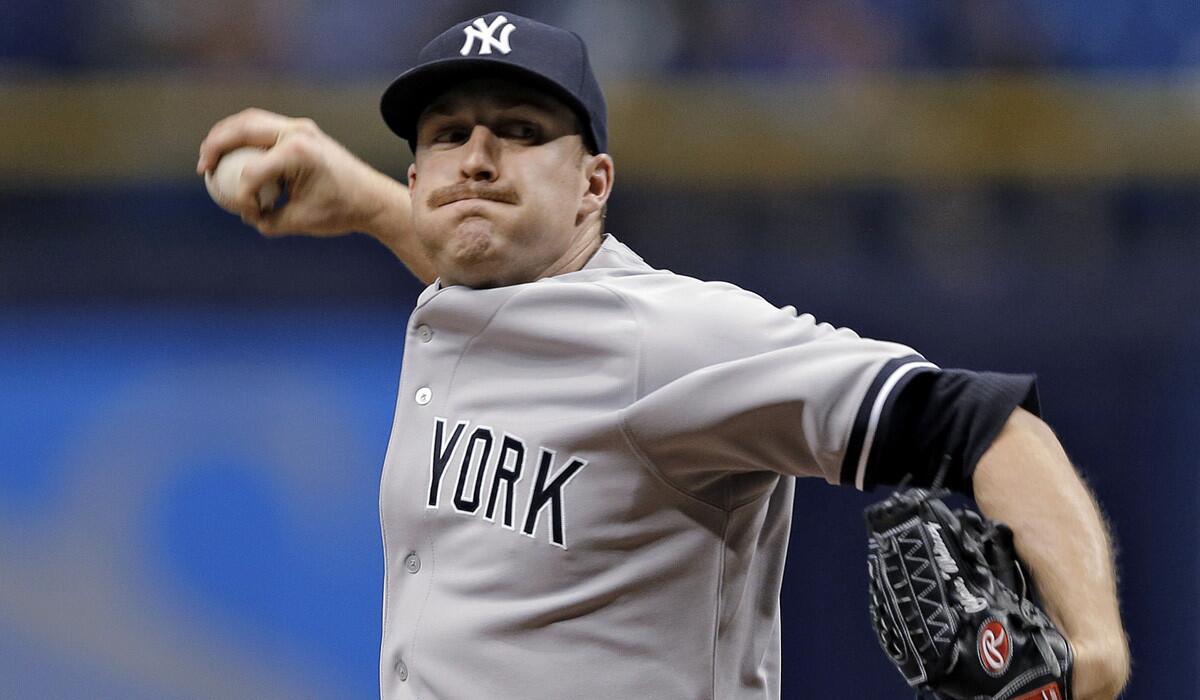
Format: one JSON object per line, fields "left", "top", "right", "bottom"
{"left": 395, "top": 658, "right": 408, "bottom": 682}
{"left": 416, "top": 325, "right": 434, "bottom": 343}
{"left": 415, "top": 387, "right": 432, "bottom": 405}
{"left": 404, "top": 552, "right": 421, "bottom": 574}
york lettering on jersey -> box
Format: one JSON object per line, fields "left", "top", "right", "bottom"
{"left": 427, "top": 417, "right": 588, "bottom": 549}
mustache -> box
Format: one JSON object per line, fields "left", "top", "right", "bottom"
{"left": 427, "top": 182, "right": 520, "bottom": 208}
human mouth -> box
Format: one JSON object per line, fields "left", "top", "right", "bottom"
{"left": 429, "top": 184, "right": 519, "bottom": 208}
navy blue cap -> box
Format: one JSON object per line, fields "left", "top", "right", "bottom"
{"left": 380, "top": 12, "right": 607, "bottom": 154}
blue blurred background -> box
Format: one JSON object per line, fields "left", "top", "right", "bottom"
{"left": 2, "top": 1, "right": 1197, "bottom": 698}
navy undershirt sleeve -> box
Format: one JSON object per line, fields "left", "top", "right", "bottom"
{"left": 862, "top": 369, "right": 1041, "bottom": 494}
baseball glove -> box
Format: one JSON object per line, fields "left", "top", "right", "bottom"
{"left": 864, "top": 488, "right": 1073, "bottom": 700}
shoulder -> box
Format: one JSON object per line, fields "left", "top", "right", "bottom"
{"left": 538, "top": 236, "right": 870, "bottom": 393}
{"left": 587, "top": 270, "right": 861, "bottom": 393}
{"left": 598, "top": 271, "right": 791, "bottom": 329}
{"left": 566, "top": 235, "right": 820, "bottom": 330}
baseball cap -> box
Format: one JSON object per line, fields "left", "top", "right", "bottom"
{"left": 380, "top": 12, "right": 607, "bottom": 154}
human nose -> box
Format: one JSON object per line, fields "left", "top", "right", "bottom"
{"left": 459, "top": 125, "right": 499, "bottom": 182}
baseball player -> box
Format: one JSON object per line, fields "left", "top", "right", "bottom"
{"left": 197, "top": 12, "right": 1130, "bottom": 700}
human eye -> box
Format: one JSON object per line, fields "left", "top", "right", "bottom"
{"left": 499, "top": 120, "right": 541, "bottom": 142}
{"left": 432, "top": 125, "right": 470, "bottom": 145}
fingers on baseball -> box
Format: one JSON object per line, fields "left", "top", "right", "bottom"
{"left": 201, "top": 111, "right": 328, "bottom": 237}
{"left": 198, "top": 109, "right": 320, "bottom": 175}
{"left": 199, "top": 108, "right": 279, "bottom": 174}
{"left": 251, "top": 206, "right": 294, "bottom": 237}
{"left": 238, "top": 202, "right": 286, "bottom": 237}
{"left": 239, "top": 140, "right": 317, "bottom": 226}
{"left": 237, "top": 194, "right": 289, "bottom": 237}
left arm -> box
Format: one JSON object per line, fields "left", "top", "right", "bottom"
{"left": 972, "top": 407, "right": 1130, "bottom": 700}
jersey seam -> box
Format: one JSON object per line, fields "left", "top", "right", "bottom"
{"left": 711, "top": 512, "right": 730, "bottom": 700}
{"left": 402, "top": 290, "right": 522, "bottom": 696}
{"left": 377, "top": 327, "right": 415, "bottom": 666}
{"left": 584, "top": 279, "right": 647, "bottom": 400}
{"left": 590, "top": 273, "right": 733, "bottom": 697}
{"left": 446, "top": 290, "right": 527, "bottom": 396}
{"left": 616, "top": 417, "right": 729, "bottom": 514}
{"left": 407, "top": 505, "right": 437, "bottom": 700}
{"left": 596, "top": 280, "right": 741, "bottom": 513}
{"left": 726, "top": 479, "right": 780, "bottom": 512}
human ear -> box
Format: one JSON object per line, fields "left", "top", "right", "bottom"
{"left": 576, "top": 153, "right": 614, "bottom": 225}
{"left": 407, "top": 162, "right": 418, "bottom": 189}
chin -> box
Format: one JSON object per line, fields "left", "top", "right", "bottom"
{"left": 450, "top": 218, "right": 500, "bottom": 259}
{"left": 422, "top": 215, "right": 539, "bottom": 288}
{"left": 433, "top": 223, "right": 500, "bottom": 286}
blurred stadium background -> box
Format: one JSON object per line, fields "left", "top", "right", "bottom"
{"left": 2, "top": 1, "right": 1196, "bottom": 697}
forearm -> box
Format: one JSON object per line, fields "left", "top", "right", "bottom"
{"left": 357, "top": 171, "right": 437, "bottom": 285}
{"left": 198, "top": 109, "right": 438, "bottom": 285}
{"left": 972, "top": 408, "right": 1130, "bottom": 699}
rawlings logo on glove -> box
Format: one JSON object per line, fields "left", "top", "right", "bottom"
{"left": 978, "top": 619, "right": 1011, "bottom": 675}
{"left": 865, "top": 489, "right": 1073, "bottom": 700}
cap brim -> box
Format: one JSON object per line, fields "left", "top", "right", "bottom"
{"left": 380, "top": 57, "right": 593, "bottom": 151}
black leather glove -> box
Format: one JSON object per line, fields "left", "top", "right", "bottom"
{"left": 865, "top": 488, "right": 1072, "bottom": 700}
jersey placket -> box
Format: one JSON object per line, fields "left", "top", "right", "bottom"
{"left": 378, "top": 285, "right": 515, "bottom": 699}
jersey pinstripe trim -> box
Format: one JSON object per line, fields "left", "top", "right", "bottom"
{"left": 840, "top": 354, "right": 938, "bottom": 490}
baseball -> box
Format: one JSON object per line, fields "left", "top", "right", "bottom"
{"left": 204, "top": 146, "right": 281, "bottom": 213}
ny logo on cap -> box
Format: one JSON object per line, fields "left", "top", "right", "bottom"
{"left": 460, "top": 15, "right": 516, "bottom": 56}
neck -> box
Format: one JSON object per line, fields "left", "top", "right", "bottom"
{"left": 538, "top": 229, "right": 604, "bottom": 280}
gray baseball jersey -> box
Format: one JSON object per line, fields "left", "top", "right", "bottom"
{"left": 378, "top": 235, "right": 935, "bottom": 699}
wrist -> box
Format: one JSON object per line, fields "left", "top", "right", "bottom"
{"left": 1069, "top": 634, "right": 1130, "bottom": 700}
{"left": 354, "top": 171, "right": 407, "bottom": 239}
{"left": 354, "top": 172, "right": 435, "bottom": 282}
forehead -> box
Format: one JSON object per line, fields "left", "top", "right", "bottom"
{"left": 418, "top": 78, "right": 575, "bottom": 122}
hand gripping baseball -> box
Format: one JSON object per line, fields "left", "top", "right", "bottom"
{"left": 197, "top": 108, "right": 407, "bottom": 239}
{"left": 865, "top": 489, "right": 1073, "bottom": 700}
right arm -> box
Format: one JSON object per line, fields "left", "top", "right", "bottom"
{"left": 197, "top": 108, "right": 437, "bottom": 284}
